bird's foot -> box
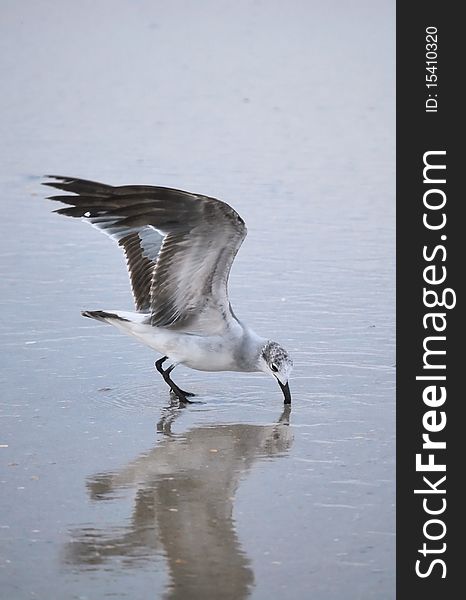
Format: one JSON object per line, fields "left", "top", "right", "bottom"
{"left": 155, "top": 357, "right": 196, "bottom": 401}
{"left": 179, "top": 395, "right": 196, "bottom": 404}
{"left": 178, "top": 389, "right": 196, "bottom": 398}
{"left": 170, "top": 389, "right": 196, "bottom": 404}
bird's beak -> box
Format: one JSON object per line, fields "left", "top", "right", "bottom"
{"left": 278, "top": 380, "right": 291, "bottom": 404}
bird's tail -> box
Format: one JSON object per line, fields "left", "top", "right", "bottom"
{"left": 81, "top": 310, "right": 130, "bottom": 323}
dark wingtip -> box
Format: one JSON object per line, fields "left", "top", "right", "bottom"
{"left": 42, "top": 176, "right": 77, "bottom": 192}
{"left": 42, "top": 175, "right": 73, "bottom": 183}
{"left": 42, "top": 175, "right": 113, "bottom": 196}
{"left": 53, "top": 206, "right": 85, "bottom": 217}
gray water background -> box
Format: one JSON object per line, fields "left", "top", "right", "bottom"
{"left": 0, "top": 1, "right": 395, "bottom": 598}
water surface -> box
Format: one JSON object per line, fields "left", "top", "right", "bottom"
{"left": 1, "top": 1, "right": 395, "bottom": 598}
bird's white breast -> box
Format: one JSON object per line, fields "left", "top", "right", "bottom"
{"left": 116, "top": 318, "right": 244, "bottom": 372}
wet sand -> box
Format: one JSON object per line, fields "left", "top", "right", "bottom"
{"left": 0, "top": 1, "right": 395, "bottom": 598}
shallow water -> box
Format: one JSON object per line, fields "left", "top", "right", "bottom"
{"left": 1, "top": 1, "right": 395, "bottom": 598}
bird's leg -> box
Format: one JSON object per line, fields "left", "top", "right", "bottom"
{"left": 155, "top": 357, "right": 196, "bottom": 403}
{"left": 164, "top": 365, "right": 196, "bottom": 403}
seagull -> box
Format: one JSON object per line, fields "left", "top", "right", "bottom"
{"left": 43, "top": 176, "right": 293, "bottom": 404}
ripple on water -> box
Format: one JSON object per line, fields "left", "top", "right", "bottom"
{"left": 95, "top": 383, "right": 172, "bottom": 413}
{"left": 92, "top": 379, "right": 298, "bottom": 429}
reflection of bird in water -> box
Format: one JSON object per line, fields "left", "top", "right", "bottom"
{"left": 44, "top": 176, "right": 292, "bottom": 404}
{"left": 64, "top": 406, "right": 293, "bottom": 600}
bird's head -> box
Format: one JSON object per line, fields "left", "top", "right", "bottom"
{"left": 259, "top": 340, "right": 293, "bottom": 404}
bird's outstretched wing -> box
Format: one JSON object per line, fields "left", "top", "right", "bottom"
{"left": 44, "top": 176, "right": 247, "bottom": 331}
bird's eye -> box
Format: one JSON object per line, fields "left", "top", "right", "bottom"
{"left": 271, "top": 363, "right": 278, "bottom": 373}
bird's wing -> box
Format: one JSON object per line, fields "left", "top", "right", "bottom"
{"left": 44, "top": 176, "right": 164, "bottom": 312}
{"left": 44, "top": 176, "right": 247, "bottom": 331}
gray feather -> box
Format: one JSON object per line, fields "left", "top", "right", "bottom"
{"left": 43, "top": 176, "right": 247, "bottom": 330}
